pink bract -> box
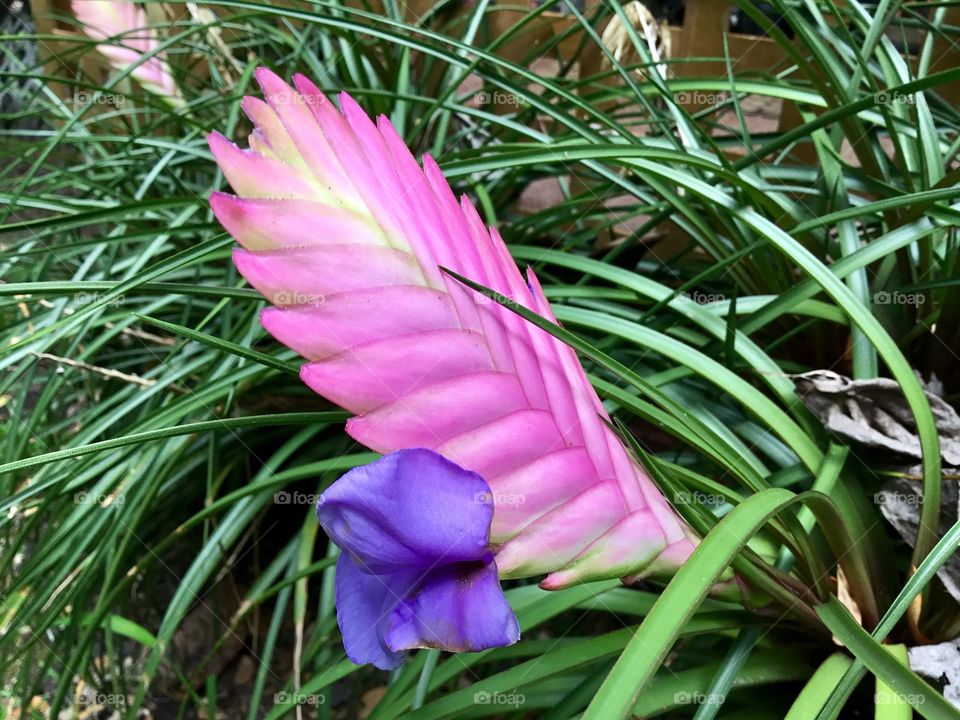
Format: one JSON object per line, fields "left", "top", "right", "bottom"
{"left": 209, "top": 67, "right": 698, "bottom": 589}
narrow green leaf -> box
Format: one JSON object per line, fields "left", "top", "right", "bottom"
{"left": 817, "top": 598, "right": 955, "bottom": 720}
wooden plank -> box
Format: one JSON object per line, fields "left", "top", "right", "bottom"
{"left": 927, "top": 7, "right": 960, "bottom": 105}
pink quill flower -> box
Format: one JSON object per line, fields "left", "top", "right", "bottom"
{"left": 72, "top": 0, "right": 182, "bottom": 105}
{"left": 208, "top": 68, "right": 697, "bottom": 591}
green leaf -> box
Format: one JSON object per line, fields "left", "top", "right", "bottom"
{"left": 583, "top": 488, "right": 857, "bottom": 719}
{"left": 785, "top": 653, "right": 854, "bottom": 720}
{"left": 817, "top": 598, "right": 956, "bottom": 720}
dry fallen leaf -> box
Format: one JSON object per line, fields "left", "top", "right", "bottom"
{"left": 794, "top": 370, "right": 960, "bottom": 465}
{"left": 877, "top": 476, "right": 960, "bottom": 604}
{"left": 910, "top": 639, "right": 960, "bottom": 710}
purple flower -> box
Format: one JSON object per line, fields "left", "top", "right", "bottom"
{"left": 316, "top": 448, "right": 520, "bottom": 669}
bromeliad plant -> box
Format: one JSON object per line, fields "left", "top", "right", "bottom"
{"left": 209, "top": 67, "right": 699, "bottom": 664}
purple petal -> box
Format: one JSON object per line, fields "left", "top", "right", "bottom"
{"left": 384, "top": 558, "right": 520, "bottom": 654}
{"left": 335, "top": 553, "right": 418, "bottom": 670}
{"left": 316, "top": 449, "right": 493, "bottom": 573}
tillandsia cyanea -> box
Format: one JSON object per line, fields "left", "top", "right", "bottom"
{"left": 209, "top": 68, "right": 700, "bottom": 668}
{"left": 72, "top": 0, "right": 183, "bottom": 106}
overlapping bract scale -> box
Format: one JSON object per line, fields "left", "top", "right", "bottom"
{"left": 209, "top": 68, "right": 697, "bottom": 588}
